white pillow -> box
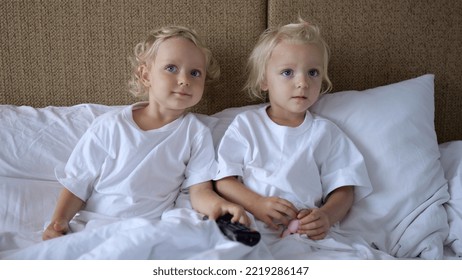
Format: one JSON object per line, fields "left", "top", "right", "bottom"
{"left": 311, "top": 74, "right": 449, "bottom": 259}
{"left": 0, "top": 104, "right": 119, "bottom": 180}
{"left": 439, "top": 141, "right": 462, "bottom": 257}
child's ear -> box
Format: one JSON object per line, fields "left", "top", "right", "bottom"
{"left": 260, "top": 79, "right": 268, "bottom": 91}
{"left": 139, "top": 64, "right": 151, "bottom": 87}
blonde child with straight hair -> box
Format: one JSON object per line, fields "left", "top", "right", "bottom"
{"left": 214, "top": 18, "right": 372, "bottom": 252}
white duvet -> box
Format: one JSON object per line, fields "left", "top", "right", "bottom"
{"left": 0, "top": 207, "right": 395, "bottom": 260}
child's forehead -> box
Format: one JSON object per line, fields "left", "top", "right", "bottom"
{"left": 274, "top": 38, "right": 320, "bottom": 49}
{"left": 157, "top": 37, "right": 199, "bottom": 51}
{"left": 271, "top": 40, "right": 322, "bottom": 56}
{"left": 266, "top": 40, "right": 323, "bottom": 69}
{"left": 153, "top": 37, "right": 206, "bottom": 63}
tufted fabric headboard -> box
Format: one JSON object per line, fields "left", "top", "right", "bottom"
{"left": 1, "top": 0, "right": 461, "bottom": 143}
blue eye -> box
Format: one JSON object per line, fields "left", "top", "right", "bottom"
{"left": 165, "top": 65, "right": 177, "bottom": 73}
{"left": 281, "top": 69, "right": 293, "bottom": 77}
{"left": 308, "top": 69, "right": 320, "bottom": 77}
{"left": 191, "top": 69, "right": 202, "bottom": 77}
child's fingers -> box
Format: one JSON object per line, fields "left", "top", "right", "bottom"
{"left": 228, "top": 208, "right": 250, "bottom": 226}
{"left": 277, "top": 198, "right": 298, "bottom": 215}
{"left": 53, "top": 221, "right": 69, "bottom": 234}
{"left": 306, "top": 231, "right": 328, "bottom": 240}
{"left": 271, "top": 199, "right": 298, "bottom": 220}
{"left": 236, "top": 214, "right": 250, "bottom": 226}
{"left": 42, "top": 226, "right": 65, "bottom": 240}
{"left": 205, "top": 210, "right": 220, "bottom": 221}
{"left": 297, "top": 208, "right": 312, "bottom": 219}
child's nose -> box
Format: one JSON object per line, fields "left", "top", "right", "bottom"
{"left": 296, "top": 76, "right": 308, "bottom": 88}
{"left": 178, "top": 73, "right": 190, "bottom": 86}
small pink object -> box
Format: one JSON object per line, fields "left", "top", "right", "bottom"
{"left": 281, "top": 219, "right": 300, "bottom": 238}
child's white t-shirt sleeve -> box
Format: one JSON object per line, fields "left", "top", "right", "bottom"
{"left": 54, "top": 128, "right": 106, "bottom": 202}
{"left": 181, "top": 126, "right": 217, "bottom": 189}
{"left": 316, "top": 125, "right": 372, "bottom": 203}
{"left": 215, "top": 124, "right": 247, "bottom": 181}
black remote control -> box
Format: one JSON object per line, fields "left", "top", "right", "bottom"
{"left": 216, "top": 213, "right": 261, "bottom": 246}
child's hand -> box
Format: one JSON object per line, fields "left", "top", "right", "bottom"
{"left": 297, "top": 208, "right": 330, "bottom": 240}
{"left": 42, "top": 220, "right": 69, "bottom": 241}
{"left": 224, "top": 203, "right": 251, "bottom": 226}
{"left": 206, "top": 201, "right": 250, "bottom": 226}
{"left": 221, "top": 202, "right": 251, "bottom": 226}
{"left": 252, "top": 196, "right": 298, "bottom": 230}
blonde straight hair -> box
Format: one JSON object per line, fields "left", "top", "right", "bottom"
{"left": 244, "top": 18, "right": 332, "bottom": 101}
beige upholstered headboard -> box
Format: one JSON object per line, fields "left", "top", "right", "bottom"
{"left": 1, "top": 0, "right": 461, "bottom": 143}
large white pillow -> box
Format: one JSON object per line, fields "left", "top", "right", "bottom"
{"left": 0, "top": 104, "right": 119, "bottom": 180}
{"left": 311, "top": 74, "right": 449, "bottom": 259}
{"left": 439, "top": 141, "right": 462, "bottom": 257}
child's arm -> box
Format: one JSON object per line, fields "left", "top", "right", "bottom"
{"left": 297, "top": 186, "right": 354, "bottom": 240}
{"left": 189, "top": 181, "right": 250, "bottom": 226}
{"left": 42, "top": 188, "right": 85, "bottom": 241}
{"left": 215, "top": 176, "right": 298, "bottom": 230}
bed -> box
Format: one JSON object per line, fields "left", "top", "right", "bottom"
{"left": 1, "top": 0, "right": 461, "bottom": 260}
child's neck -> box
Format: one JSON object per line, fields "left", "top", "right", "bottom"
{"left": 266, "top": 106, "right": 305, "bottom": 127}
{"left": 132, "top": 103, "right": 185, "bottom": 131}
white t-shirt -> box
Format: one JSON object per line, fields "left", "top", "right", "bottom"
{"left": 215, "top": 105, "right": 372, "bottom": 210}
{"left": 56, "top": 102, "right": 217, "bottom": 222}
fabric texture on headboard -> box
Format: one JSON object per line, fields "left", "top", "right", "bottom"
{"left": 0, "top": 0, "right": 266, "bottom": 114}
{"left": 1, "top": 0, "right": 461, "bottom": 143}
{"left": 268, "top": 0, "right": 462, "bottom": 143}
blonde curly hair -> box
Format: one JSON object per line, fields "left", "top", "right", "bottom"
{"left": 244, "top": 18, "right": 332, "bottom": 101}
{"left": 128, "top": 26, "right": 220, "bottom": 98}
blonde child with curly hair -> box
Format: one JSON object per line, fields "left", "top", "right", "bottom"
{"left": 43, "top": 25, "right": 248, "bottom": 240}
